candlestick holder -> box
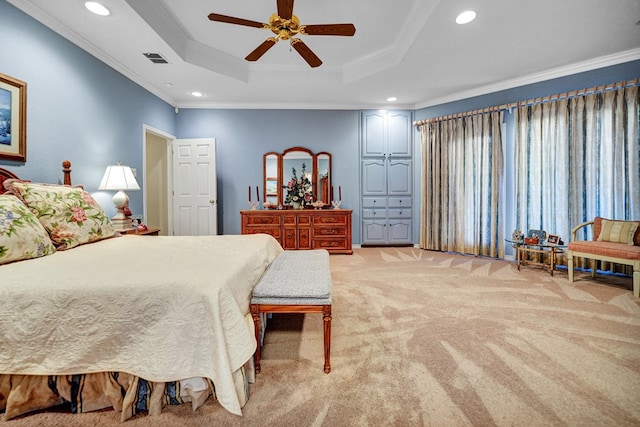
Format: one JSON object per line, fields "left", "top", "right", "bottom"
{"left": 249, "top": 201, "right": 259, "bottom": 210}
{"left": 331, "top": 200, "right": 342, "bottom": 209}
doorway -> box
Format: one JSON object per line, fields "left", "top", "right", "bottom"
{"left": 143, "top": 127, "right": 218, "bottom": 236}
{"left": 143, "top": 125, "right": 173, "bottom": 235}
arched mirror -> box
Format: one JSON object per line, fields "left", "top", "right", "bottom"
{"left": 263, "top": 152, "right": 279, "bottom": 206}
{"left": 282, "top": 147, "right": 314, "bottom": 207}
{"left": 316, "top": 152, "right": 331, "bottom": 203}
{"left": 263, "top": 147, "right": 331, "bottom": 208}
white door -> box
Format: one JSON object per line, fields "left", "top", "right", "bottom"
{"left": 172, "top": 138, "right": 217, "bottom": 236}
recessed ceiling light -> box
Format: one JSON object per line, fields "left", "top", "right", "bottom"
{"left": 386, "top": 96, "right": 398, "bottom": 102}
{"left": 456, "top": 10, "right": 476, "bottom": 24}
{"left": 85, "top": 1, "right": 110, "bottom": 16}
{"left": 191, "top": 91, "right": 204, "bottom": 97}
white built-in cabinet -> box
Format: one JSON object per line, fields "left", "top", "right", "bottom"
{"left": 360, "top": 110, "right": 413, "bottom": 245}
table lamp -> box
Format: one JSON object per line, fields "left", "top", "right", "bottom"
{"left": 98, "top": 162, "right": 140, "bottom": 231}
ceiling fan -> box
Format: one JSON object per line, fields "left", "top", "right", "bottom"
{"left": 208, "top": 0, "right": 356, "bottom": 68}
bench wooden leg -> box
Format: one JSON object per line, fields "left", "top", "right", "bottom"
{"left": 568, "top": 254, "right": 574, "bottom": 283}
{"left": 250, "top": 304, "right": 261, "bottom": 374}
{"left": 323, "top": 305, "right": 332, "bottom": 374}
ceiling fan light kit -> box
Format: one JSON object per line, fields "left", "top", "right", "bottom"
{"left": 208, "top": 0, "right": 356, "bottom": 68}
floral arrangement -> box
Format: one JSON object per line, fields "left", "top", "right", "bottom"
{"left": 283, "top": 163, "right": 313, "bottom": 207}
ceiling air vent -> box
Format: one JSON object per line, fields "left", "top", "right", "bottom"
{"left": 143, "top": 52, "right": 169, "bottom": 64}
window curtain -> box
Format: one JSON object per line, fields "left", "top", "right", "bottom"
{"left": 419, "top": 111, "right": 504, "bottom": 258}
{"left": 514, "top": 84, "right": 639, "bottom": 268}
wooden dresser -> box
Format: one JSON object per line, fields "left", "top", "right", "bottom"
{"left": 241, "top": 209, "right": 353, "bottom": 254}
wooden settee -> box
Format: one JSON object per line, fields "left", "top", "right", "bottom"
{"left": 567, "top": 217, "right": 640, "bottom": 297}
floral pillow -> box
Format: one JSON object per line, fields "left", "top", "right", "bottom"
{"left": 4, "top": 180, "right": 116, "bottom": 250}
{"left": 0, "top": 194, "right": 56, "bottom": 264}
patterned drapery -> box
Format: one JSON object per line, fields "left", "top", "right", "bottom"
{"left": 419, "top": 112, "right": 504, "bottom": 258}
{"left": 514, "top": 84, "right": 639, "bottom": 270}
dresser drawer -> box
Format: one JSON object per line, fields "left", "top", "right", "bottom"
{"left": 312, "top": 213, "right": 348, "bottom": 225}
{"left": 244, "top": 214, "right": 281, "bottom": 226}
{"left": 314, "top": 226, "right": 346, "bottom": 237}
{"left": 243, "top": 227, "right": 281, "bottom": 240}
{"left": 312, "top": 237, "right": 349, "bottom": 251}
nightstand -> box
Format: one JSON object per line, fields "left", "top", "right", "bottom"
{"left": 120, "top": 228, "right": 160, "bottom": 236}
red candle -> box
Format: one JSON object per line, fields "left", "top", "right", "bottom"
{"left": 256, "top": 186, "right": 260, "bottom": 202}
{"left": 248, "top": 185, "right": 251, "bottom": 202}
{"left": 339, "top": 186, "right": 342, "bottom": 201}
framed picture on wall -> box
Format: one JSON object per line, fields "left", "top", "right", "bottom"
{"left": 0, "top": 73, "right": 27, "bottom": 162}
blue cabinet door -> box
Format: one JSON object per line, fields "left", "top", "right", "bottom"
{"left": 387, "top": 159, "right": 412, "bottom": 195}
{"left": 362, "top": 112, "right": 386, "bottom": 157}
{"left": 362, "top": 159, "right": 387, "bottom": 196}
{"left": 362, "top": 219, "right": 387, "bottom": 244}
{"left": 387, "top": 112, "right": 412, "bottom": 157}
{"left": 388, "top": 220, "right": 412, "bottom": 243}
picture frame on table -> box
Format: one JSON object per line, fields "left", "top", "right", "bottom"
{"left": 547, "top": 234, "right": 560, "bottom": 245}
{"left": 0, "top": 73, "right": 27, "bottom": 162}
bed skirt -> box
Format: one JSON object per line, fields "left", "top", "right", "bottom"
{"left": 0, "top": 366, "right": 250, "bottom": 421}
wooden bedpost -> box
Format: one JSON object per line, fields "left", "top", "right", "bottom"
{"left": 62, "top": 160, "right": 72, "bottom": 186}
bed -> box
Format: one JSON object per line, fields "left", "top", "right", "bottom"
{"left": 0, "top": 162, "right": 283, "bottom": 421}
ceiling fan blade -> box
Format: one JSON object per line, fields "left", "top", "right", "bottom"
{"left": 291, "top": 39, "right": 322, "bottom": 68}
{"left": 245, "top": 38, "right": 278, "bottom": 61}
{"left": 277, "top": 0, "right": 294, "bottom": 20}
{"left": 301, "top": 24, "right": 356, "bottom": 36}
{"left": 208, "top": 13, "right": 266, "bottom": 29}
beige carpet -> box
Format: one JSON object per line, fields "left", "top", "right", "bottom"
{"left": 3, "top": 247, "right": 640, "bottom": 426}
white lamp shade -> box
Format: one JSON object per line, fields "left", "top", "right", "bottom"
{"left": 98, "top": 165, "right": 140, "bottom": 191}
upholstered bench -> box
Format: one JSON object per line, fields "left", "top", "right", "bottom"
{"left": 568, "top": 217, "right": 640, "bottom": 297}
{"left": 250, "top": 250, "right": 332, "bottom": 373}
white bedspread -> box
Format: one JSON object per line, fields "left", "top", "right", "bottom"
{"left": 0, "top": 233, "right": 283, "bottom": 415}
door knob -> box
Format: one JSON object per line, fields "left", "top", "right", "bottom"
{"left": 209, "top": 199, "right": 215, "bottom": 204}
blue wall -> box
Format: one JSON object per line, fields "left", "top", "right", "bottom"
{"left": 176, "top": 109, "right": 360, "bottom": 237}
{"left": 0, "top": 0, "right": 175, "bottom": 217}
{"left": 2, "top": 0, "right": 638, "bottom": 247}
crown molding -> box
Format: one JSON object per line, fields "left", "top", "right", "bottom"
{"left": 415, "top": 48, "right": 640, "bottom": 109}
{"left": 8, "top": 0, "right": 178, "bottom": 107}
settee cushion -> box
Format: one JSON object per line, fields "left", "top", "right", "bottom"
{"left": 568, "top": 240, "right": 640, "bottom": 260}
{"left": 597, "top": 218, "right": 638, "bottom": 245}
{"left": 593, "top": 217, "right": 640, "bottom": 245}
{"left": 252, "top": 250, "right": 331, "bottom": 305}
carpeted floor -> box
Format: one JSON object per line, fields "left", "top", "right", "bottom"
{"left": 3, "top": 247, "right": 640, "bottom": 426}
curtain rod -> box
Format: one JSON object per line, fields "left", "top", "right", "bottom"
{"left": 413, "top": 78, "right": 639, "bottom": 127}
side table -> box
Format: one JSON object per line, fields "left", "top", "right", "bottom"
{"left": 506, "top": 240, "right": 565, "bottom": 276}
{"left": 120, "top": 227, "right": 161, "bottom": 236}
